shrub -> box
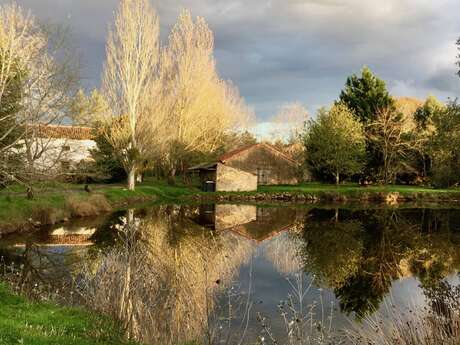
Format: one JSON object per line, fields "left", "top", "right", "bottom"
{"left": 66, "top": 194, "right": 111, "bottom": 218}
{"left": 31, "top": 206, "right": 59, "bottom": 225}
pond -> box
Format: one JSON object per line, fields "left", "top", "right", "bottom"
{"left": 1, "top": 203, "right": 460, "bottom": 345}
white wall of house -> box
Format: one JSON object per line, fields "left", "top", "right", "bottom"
{"left": 26, "top": 138, "right": 97, "bottom": 171}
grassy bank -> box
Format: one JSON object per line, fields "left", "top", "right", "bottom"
{"left": 196, "top": 183, "right": 460, "bottom": 204}
{"left": 260, "top": 183, "right": 460, "bottom": 199}
{"left": 0, "top": 282, "right": 136, "bottom": 345}
{"left": 0, "top": 180, "right": 202, "bottom": 233}
{"left": 1, "top": 181, "right": 460, "bottom": 233}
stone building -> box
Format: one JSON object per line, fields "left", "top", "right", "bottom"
{"left": 189, "top": 143, "right": 299, "bottom": 192}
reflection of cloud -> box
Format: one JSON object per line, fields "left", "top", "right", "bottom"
{"left": 263, "top": 232, "right": 303, "bottom": 275}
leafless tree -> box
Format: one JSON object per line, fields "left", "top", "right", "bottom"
{"left": 270, "top": 102, "right": 308, "bottom": 144}
{"left": 20, "top": 23, "right": 80, "bottom": 176}
{"left": 102, "top": 0, "right": 160, "bottom": 191}
{"left": 0, "top": 3, "right": 44, "bottom": 184}
{"left": 367, "top": 107, "right": 414, "bottom": 184}
{"left": 155, "top": 9, "right": 253, "bottom": 180}
{"left": 0, "top": 3, "right": 79, "bottom": 186}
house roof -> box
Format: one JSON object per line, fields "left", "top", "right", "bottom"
{"left": 219, "top": 143, "right": 298, "bottom": 165}
{"left": 226, "top": 222, "right": 294, "bottom": 243}
{"left": 188, "top": 162, "right": 218, "bottom": 171}
{"left": 28, "top": 124, "right": 95, "bottom": 140}
{"left": 188, "top": 143, "right": 299, "bottom": 171}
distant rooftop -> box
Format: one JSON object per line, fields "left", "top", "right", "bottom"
{"left": 27, "top": 124, "right": 95, "bottom": 140}
{"left": 219, "top": 143, "right": 298, "bottom": 165}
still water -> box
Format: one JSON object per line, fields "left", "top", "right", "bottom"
{"left": 1, "top": 204, "right": 460, "bottom": 344}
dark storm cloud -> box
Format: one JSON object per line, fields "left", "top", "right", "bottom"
{"left": 5, "top": 0, "right": 460, "bottom": 120}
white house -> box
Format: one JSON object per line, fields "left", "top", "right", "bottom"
{"left": 26, "top": 124, "right": 97, "bottom": 172}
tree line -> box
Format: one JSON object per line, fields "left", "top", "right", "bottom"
{"left": 0, "top": 0, "right": 254, "bottom": 192}
{"left": 303, "top": 66, "right": 460, "bottom": 187}
{"left": 1, "top": 0, "right": 460, "bottom": 192}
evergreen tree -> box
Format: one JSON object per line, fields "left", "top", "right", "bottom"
{"left": 90, "top": 122, "right": 127, "bottom": 182}
{"left": 338, "top": 67, "right": 398, "bottom": 181}
{"left": 339, "top": 66, "right": 395, "bottom": 124}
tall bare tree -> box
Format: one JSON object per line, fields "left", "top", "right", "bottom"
{"left": 367, "top": 107, "right": 413, "bottom": 184}
{"left": 270, "top": 102, "right": 308, "bottom": 143}
{"left": 156, "top": 10, "right": 252, "bottom": 180}
{"left": 102, "top": 0, "right": 160, "bottom": 191}
{"left": 20, "top": 24, "right": 80, "bottom": 176}
{"left": 0, "top": 3, "right": 79, "bottom": 185}
{"left": 0, "top": 3, "right": 41, "bottom": 184}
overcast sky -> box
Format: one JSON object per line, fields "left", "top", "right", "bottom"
{"left": 5, "top": 0, "right": 460, "bottom": 123}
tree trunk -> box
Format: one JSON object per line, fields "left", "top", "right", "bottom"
{"left": 335, "top": 172, "right": 340, "bottom": 185}
{"left": 127, "top": 166, "right": 136, "bottom": 191}
{"left": 167, "top": 166, "right": 176, "bottom": 185}
{"left": 422, "top": 157, "right": 427, "bottom": 178}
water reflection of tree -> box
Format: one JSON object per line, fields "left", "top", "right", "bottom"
{"left": 300, "top": 208, "right": 460, "bottom": 319}
{"left": 263, "top": 231, "right": 304, "bottom": 275}
{"left": 81, "top": 205, "right": 255, "bottom": 345}
{"left": 336, "top": 210, "right": 418, "bottom": 318}
{"left": 0, "top": 241, "right": 87, "bottom": 304}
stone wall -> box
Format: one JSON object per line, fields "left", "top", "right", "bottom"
{"left": 216, "top": 163, "right": 257, "bottom": 192}
{"left": 225, "top": 144, "right": 298, "bottom": 185}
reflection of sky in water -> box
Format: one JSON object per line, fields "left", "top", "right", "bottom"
{"left": 219, "top": 231, "right": 459, "bottom": 343}
{"left": 2, "top": 204, "right": 460, "bottom": 344}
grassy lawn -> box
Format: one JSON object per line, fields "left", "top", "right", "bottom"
{"left": 1, "top": 180, "right": 460, "bottom": 232}
{"left": 0, "top": 283, "right": 136, "bottom": 345}
{"left": 101, "top": 180, "right": 202, "bottom": 203}
{"left": 259, "top": 182, "right": 460, "bottom": 195}
{"left": 0, "top": 180, "right": 202, "bottom": 231}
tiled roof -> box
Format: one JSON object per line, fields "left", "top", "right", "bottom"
{"left": 28, "top": 124, "right": 95, "bottom": 140}
{"left": 218, "top": 143, "right": 298, "bottom": 165}
{"left": 188, "top": 162, "right": 218, "bottom": 171}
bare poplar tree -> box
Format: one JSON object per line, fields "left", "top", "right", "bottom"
{"left": 157, "top": 10, "right": 252, "bottom": 179}
{"left": 271, "top": 102, "right": 308, "bottom": 143}
{"left": 102, "top": 0, "right": 160, "bottom": 191}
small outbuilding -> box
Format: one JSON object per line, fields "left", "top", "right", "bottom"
{"left": 189, "top": 143, "right": 299, "bottom": 192}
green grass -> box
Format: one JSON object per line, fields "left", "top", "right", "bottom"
{"left": 258, "top": 182, "right": 460, "bottom": 195}
{"left": 0, "top": 180, "right": 204, "bottom": 231}
{"left": 101, "top": 180, "right": 202, "bottom": 203}
{"left": 0, "top": 282, "right": 137, "bottom": 345}
{"left": 1, "top": 180, "right": 460, "bottom": 232}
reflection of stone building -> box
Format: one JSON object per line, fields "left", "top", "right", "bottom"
{"left": 12, "top": 227, "right": 97, "bottom": 247}
{"left": 195, "top": 204, "right": 299, "bottom": 242}
{"left": 189, "top": 143, "right": 299, "bottom": 192}
{"left": 47, "top": 227, "right": 96, "bottom": 246}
